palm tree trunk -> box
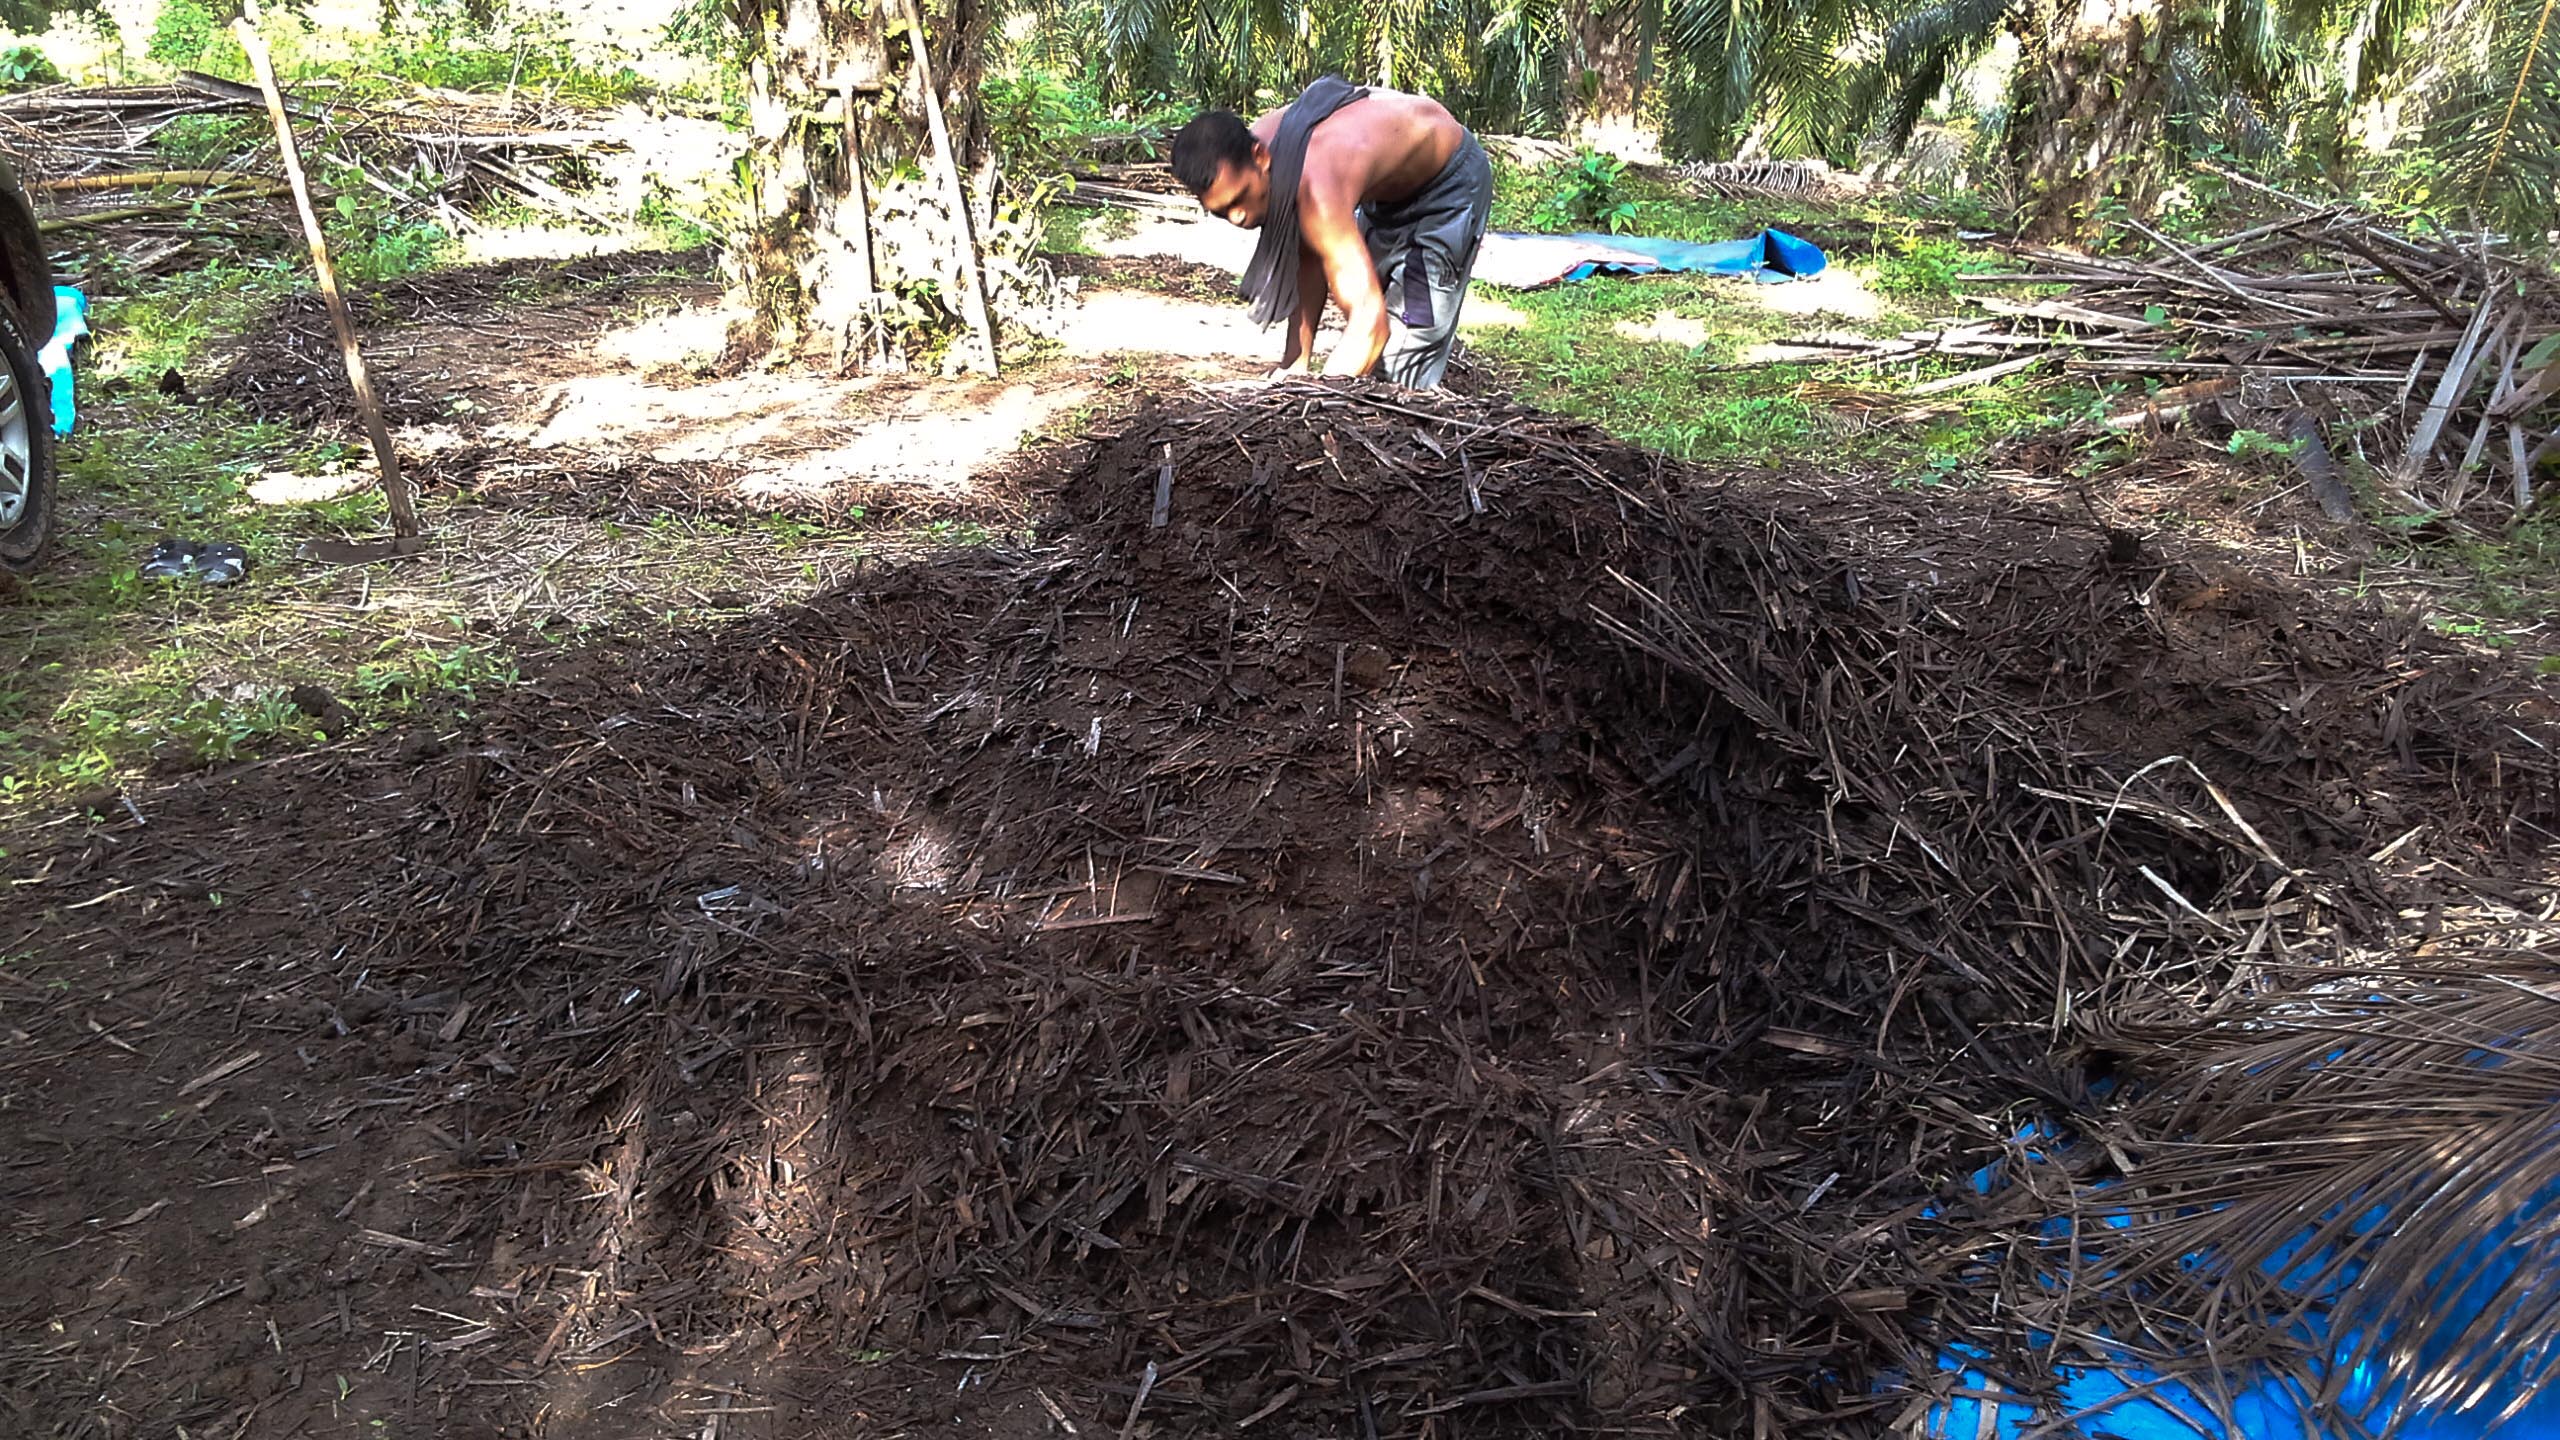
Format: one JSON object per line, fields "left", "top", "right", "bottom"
{"left": 2008, "top": 0, "right": 2172, "bottom": 243}
{"left": 736, "top": 0, "right": 988, "bottom": 360}
{"left": 1569, "top": 1, "right": 1659, "bottom": 157}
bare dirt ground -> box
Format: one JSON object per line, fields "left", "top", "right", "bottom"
{"left": 207, "top": 249, "right": 1299, "bottom": 513}
{"left": 5, "top": 251, "right": 2558, "bottom": 1440}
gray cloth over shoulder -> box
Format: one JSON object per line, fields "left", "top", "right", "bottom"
{"left": 1238, "top": 75, "right": 1368, "bottom": 327}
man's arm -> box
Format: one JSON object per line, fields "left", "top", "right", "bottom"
{"left": 1298, "top": 188, "right": 1387, "bottom": 379}
{"left": 1277, "top": 248, "right": 1325, "bottom": 372}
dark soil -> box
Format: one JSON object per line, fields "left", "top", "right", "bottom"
{"left": 199, "top": 247, "right": 721, "bottom": 427}
{"left": 2, "top": 381, "right": 2551, "bottom": 1440}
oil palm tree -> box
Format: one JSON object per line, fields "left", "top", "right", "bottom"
{"left": 2411, "top": 0, "right": 2560, "bottom": 240}
{"left": 1078, "top": 0, "right": 1870, "bottom": 158}
{"left": 2054, "top": 953, "right": 2560, "bottom": 1435}
{"left": 1866, "top": 0, "right": 2556, "bottom": 242}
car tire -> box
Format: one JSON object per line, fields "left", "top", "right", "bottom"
{"left": 0, "top": 298, "right": 55, "bottom": 577}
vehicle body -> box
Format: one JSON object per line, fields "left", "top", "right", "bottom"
{"left": 0, "top": 151, "right": 56, "bottom": 578}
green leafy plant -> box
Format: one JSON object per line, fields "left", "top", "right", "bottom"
{"left": 636, "top": 180, "right": 719, "bottom": 249}
{"left": 352, "top": 0, "right": 645, "bottom": 103}
{"left": 663, "top": 0, "right": 744, "bottom": 67}
{"left": 1867, "top": 232, "right": 1988, "bottom": 299}
{"left": 2227, "top": 428, "right": 2310, "bottom": 463}
{"left": 1533, "top": 150, "right": 1640, "bottom": 234}
{"left": 983, "top": 70, "right": 1104, "bottom": 191}
{"left": 0, "top": 44, "right": 61, "bottom": 90}
{"left": 154, "top": 113, "right": 260, "bottom": 166}
{"left": 147, "top": 0, "right": 224, "bottom": 69}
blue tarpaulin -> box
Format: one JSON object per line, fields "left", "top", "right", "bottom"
{"left": 1472, "top": 227, "right": 1826, "bottom": 289}
{"left": 1918, "top": 1123, "right": 2560, "bottom": 1440}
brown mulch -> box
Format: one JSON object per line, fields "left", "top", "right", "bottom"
{"left": 2, "top": 380, "right": 2553, "bottom": 1440}
{"left": 197, "top": 246, "right": 720, "bottom": 426}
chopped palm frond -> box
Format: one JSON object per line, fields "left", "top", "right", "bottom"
{"left": 2060, "top": 955, "right": 2560, "bottom": 1433}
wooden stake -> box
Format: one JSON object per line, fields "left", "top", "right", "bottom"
{"left": 234, "top": 0, "right": 420, "bottom": 538}
{"left": 839, "top": 76, "right": 889, "bottom": 372}
{"left": 898, "top": 0, "right": 997, "bottom": 377}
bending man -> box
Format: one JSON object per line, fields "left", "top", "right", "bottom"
{"left": 1170, "top": 78, "right": 1491, "bottom": 388}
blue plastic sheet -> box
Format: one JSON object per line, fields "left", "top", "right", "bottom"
{"left": 1552, "top": 228, "right": 1825, "bottom": 283}
{"left": 1920, "top": 1125, "right": 2560, "bottom": 1440}
{"left": 1472, "top": 228, "right": 1827, "bottom": 289}
{"left": 36, "top": 285, "right": 86, "bottom": 438}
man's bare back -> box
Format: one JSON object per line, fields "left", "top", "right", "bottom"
{"left": 1247, "top": 89, "right": 1466, "bottom": 221}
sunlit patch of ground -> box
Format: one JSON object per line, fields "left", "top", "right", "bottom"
{"left": 1059, "top": 288, "right": 1288, "bottom": 360}
{"left": 742, "top": 381, "right": 1098, "bottom": 498}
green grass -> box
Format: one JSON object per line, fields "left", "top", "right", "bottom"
{"left": 0, "top": 246, "right": 962, "bottom": 806}
{"left": 0, "top": 238, "right": 515, "bottom": 800}
{"left": 151, "top": 115, "right": 264, "bottom": 168}
{"left": 87, "top": 259, "right": 300, "bottom": 378}
{"left": 334, "top": 35, "right": 647, "bottom": 105}
{"left": 2401, "top": 515, "right": 2560, "bottom": 634}
{"left": 0, "top": 384, "right": 525, "bottom": 798}
{"left": 1466, "top": 275, "right": 1819, "bottom": 464}
{"left": 1466, "top": 157, "right": 2109, "bottom": 476}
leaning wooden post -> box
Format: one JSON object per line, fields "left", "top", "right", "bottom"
{"left": 234, "top": 0, "right": 421, "bottom": 537}
{"left": 898, "top": 0, "right": 998, "bottom": 376}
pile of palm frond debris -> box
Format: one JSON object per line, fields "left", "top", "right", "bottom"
{"left": 1673, "top": 157, "right": 1863, "bottom": 200}
{"left": 0, "top": 72, "right": 618, "bottom": 275}
{"left": 1770, "top": 174, "right": 2560, "bottom": 525}
{"left": 5, "top": 380, "right": 2555, "bottom": 1439}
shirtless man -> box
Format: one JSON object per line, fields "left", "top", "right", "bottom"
{"left": 1169, "top": 78, "right": 1492, "bottom": 388}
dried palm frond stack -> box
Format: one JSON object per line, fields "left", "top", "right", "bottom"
{"left": 1768, "top": 173, "right": 2560, "bottom": 527}
{"left": 0, "top": 71, "right": 618, "bottom": 277}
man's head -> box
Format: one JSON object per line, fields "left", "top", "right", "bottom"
{"left": 1171, "top": 110, "right": 1270, "bottom": 229}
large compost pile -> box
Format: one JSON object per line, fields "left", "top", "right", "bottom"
{"left": 2, "top": 381, "right": 2550, "bottom": 1440}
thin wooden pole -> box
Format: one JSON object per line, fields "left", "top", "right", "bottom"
{"left": 898, "top": 0, "right": 997, "bottom": 376}
{"left": 234, "top": 0, "right": 420, "bottom": 537}
{"left": 839, "top": 77, "right": 888, "bottom": 372}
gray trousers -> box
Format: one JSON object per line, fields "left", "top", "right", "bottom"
{"left": 1361, "top": 133, "right": 1492, "bottom": 389}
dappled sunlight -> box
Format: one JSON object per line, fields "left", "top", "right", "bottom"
{"left": 743, "top": 381, "right": 1095, "bottom": 497}
{"left": 450, "top": 105, "right": 739, "bottom": 266}
{"left": 476, "top": 292, "right": 1101, "bottom": 499}
{"left": 1461, "top": 292, "right": 1530, "bottom": 329}
{"left": 8, "top": 1, "right": 2557, "bottom": 1434}
{"left": 1093, "top": 211, "right": 1255, "bottom": 273}
{"left": 1612, "top": 309, "right": 1712, "bottom": 348}
{"left": 248, "top": 468, "right": 373, "bottom": 505}
{"left": 1754, "top": 265, "right": 1885, "bottom": 319}
{"left": 510, "top": 369, "right": 856, "bottom": 457}
{"left": 592, "top": 297, "right": 739, "bottom": 374}
{"left": 1058, "top": 288, "right": 1282, "bottom": 359}
{"left": 452, "top": 222, "right": 662, "bottom": 264}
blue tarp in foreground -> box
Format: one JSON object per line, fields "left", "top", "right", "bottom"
{"left": 1917, "top": 1126, "right": 2560, "bottom": 1440}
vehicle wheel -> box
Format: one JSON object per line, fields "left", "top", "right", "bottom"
{"left": 0, "top": 298, "right": 55, "bottom": 577}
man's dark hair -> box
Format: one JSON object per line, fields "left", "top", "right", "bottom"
{"left": 1170, "top": 111, "right": 1256, "bottom": 197}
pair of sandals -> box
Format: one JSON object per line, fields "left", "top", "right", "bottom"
{"left": 139, "top": 537, "right": 249, "bottom": 585}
